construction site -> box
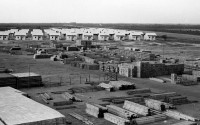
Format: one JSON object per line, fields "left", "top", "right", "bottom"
{"left": 0, "top": 25, "right": 200, "bottom": 125}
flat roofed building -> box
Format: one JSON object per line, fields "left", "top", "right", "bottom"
{"left": 144, "top": 33, "right": 157, "bottom": 41}
{"left": 0, "top": 87, "right": 66, "bottom": 125}
{"left": 0, "top": 31, "right": 9, "bottom": 40}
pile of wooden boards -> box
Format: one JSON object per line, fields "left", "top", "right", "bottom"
{"left": 150, "top": 92, "right": 178, "bottom": 100}
{"left": 69, "top": 112, "right": 94, "bottom": 125}
{"left": 50, "top": 94, "right": 73, "bottom": 106}
{"left": 144, "top": 98, "right": 175, "bottom": 111}
{"left": 171, "top": 120, "right": 197, "bottom": 125}
{"left": 33, "top": 54, "right": 52, "bottom": 59}
{"left": 11, "top": 72, "right": 42, "bottom": 88}
{"left": 79, "top": 63, "right": 99, "bottom": 70}
{"left": 104, "top": 113, "right": 130, "bottom": 125}
{"left": 85, "top": 103, "right": 107, "bottom": 118}
{"left": 127, "top": 88, "right": 151, "bottom": 95}
{"left": 40, "top": 93, "right": 52, "bottom": 104}
{"left": 123, "top": 100, "right": 151, "bottom": 116}
{"left": 0, "top": 73, "right": 17, "bottom": 88}
{"left": 68, "top": 86, "right": 104, "bottom": 93}
{"left": 62, "top": 92, "right": 82, "bottom": 102}
{"left": 165, "top": 96, "right": 188, "bottom": 105}
{"left": 100, "top": 96, "right": 144, "bottom": 104}
{"left": 98, "top": 83, "right": 114, "bottom": 92}
{"left": 109, "top": 81, "right": 135, "bottom": 90}
{"left": 132, "top": 114, "right": 167, "bottom": 125}
{"left": 106, "top": 105, "right": 138, "bottom": 120}
{"left": 164, "top": 110, "right": 199, "bottom": 121}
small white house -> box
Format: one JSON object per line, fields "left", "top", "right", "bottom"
{"left": 129, "top": 32, "right": 143, "bottom": 41}
{"left": 98, "top": 33, "right": 109, "bottom": 41}
{"left": 66, "top": 33, "right": 77, "bottom": 41}
{"left": 49, "top": 32, "right": 60, "bottom": 41}
{"left": 83, "top": 33, "right": 93, "bottom": 40}
{"left": 15, "top": 32, "right": 26, "bottom": 40}
{"left": 31, "top": 30, "right": 43, "bottom": 40}
{"left": 114, "top": 33, "right": 125, "bottom": 41}
{"left": 0, "top": 32, "right": 9, "bottom": 40}
{"left": 144, "top": 33, "right": 157, "bottom": 41}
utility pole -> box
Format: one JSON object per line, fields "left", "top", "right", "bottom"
{"left": 28, "top": 64, "right": 30, "bottom": 88}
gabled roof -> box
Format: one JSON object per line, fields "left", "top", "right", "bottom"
{"left": 0, "top": 31, "right": 9, "bottom": 36}
{"left": 145, "top": 33, "right": 157, "bottom": 36}
{"left": 15, "top": 32, "right": 27, "bottom": 36}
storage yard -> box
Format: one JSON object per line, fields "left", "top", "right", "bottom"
{"left": 0, "top": 26, "right": 200, "bottom": 125}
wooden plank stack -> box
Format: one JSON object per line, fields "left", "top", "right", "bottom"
{"left": 98, "top": 83, "right": 114, "bottom": 92}
{"left": 165, "top": 96, "right": 188, "bottom": 105}
{"left": 0, "top": 73, "right": 17, "bottom": 88}
{"left": 127, "top": 88, "right": 151, "bottom": 95}
{"left": 171, "top": 121, "right": 198, "bottom": 125}
{"left": 69, "top": 112, "right": 94, "bottom": 125}
{"left": 104, "top": 113, "right": 130, "bottom": 125}
{"left": 106, "top": 105, "right": 138, "bottom": 120}
{"left": 144, "top": 98, "right": 175, "bottom": 111}
{"left": 132, "top": 114, "right": 167, "bottom": 125}
{"left": 123, "top": 100, "right": 151, "bottom": 116}
{"left": 150, "top": 92, "right": 178, "bottom": 100}
{"left": 85, "top": 103, "right": 107, "bottom": 118}
{"left": 109, "top": 81, "right": 135, "bottom": 90}
{"left": 164, "top": 110, "right": 199, "bottom": 121}
{"left": 62, "top": 92, "right": 82, "bottom": 102}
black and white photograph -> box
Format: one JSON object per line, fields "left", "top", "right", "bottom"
{"left": 0, "top": 0, "right": 200, "bottom": 125}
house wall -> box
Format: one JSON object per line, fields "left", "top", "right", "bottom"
{"left": 32, "top": 36, "right": 39, "bottom": 40}
{"left": 50, "top": 36, "right": 60, "bottom": 40}
{"left": 83, "top": 35, "right": 93, "bottom": 40}
{"left": 98, "top": 35, "right": 109, "bottom": 41}
{"left": 144, "top": 35, "right": 156, "bottom": 41}
{"left": 130, "top": 35, "right": 141, "bottom": 41}
{"left": 0, "top": 35, "right": 8, "bottom": 40}
{"left": 66, "top": 35, "right": 77, "bottom": 41}
{"left": 0, "top": 36, "right": 3, "bottom": 40}
{"left": 114, "top": 35, "right": 125, "bottom": 41}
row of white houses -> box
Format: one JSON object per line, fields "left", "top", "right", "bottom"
{"left": 0, "top": 28, "right": 157, "bottom": 41}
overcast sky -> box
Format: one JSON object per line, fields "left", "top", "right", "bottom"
{"left": 1, "top": 0, "right": 200, "bottom": 24}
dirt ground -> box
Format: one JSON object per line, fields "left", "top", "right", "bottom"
{"left": 0, "top": 37, "right": 200, "bottom": 125}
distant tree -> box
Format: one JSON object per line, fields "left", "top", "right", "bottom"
{"left": 161, "top": 35, "right": 167, "bottom": 41}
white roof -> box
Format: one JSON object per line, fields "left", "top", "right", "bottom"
{"left": 15, "top": 32, "right": 27, "bottom": 36}
{"left": 0, "top": 31, "right": 9, "bottom": 35}
{"left": 0, "top": 87, "right": 65, "bottom": 125}
{"left": 130, "top": 32, "right": 143, "bottom": 36}
{"left": 11, "top": 72, "right": 40, "bottom": 77}
{"left": 31, "top": 31, "right": 43, "bottom": 36}
{"left": 145, "top": 33, "right": 157, "bottom": 36}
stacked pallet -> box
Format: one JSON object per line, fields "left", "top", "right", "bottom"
{"left": 127, "top": 88, "right": 151, "bottom": 95}
{"left": 50, "top": 96, "right": 73, "bottom": 106}
{"left": 164, "top": 110, "right": 199, "bottom": 121}
{"left": 123, "top": 100, "right": 151, "bottom": 116}
{"left": 98, "top": 83, "right": 114, "bottom": 91}
{"left": 132, "top": 114, "right": 167, "bottom": 125}
{"left": 100, "top": 96, "right": 144, "bottom": 104}
{"left": 0, "top": 73, "right": 17, "bottom": 88}
{"left": 85, "top": 103, "right": 107, "bottom": 118}
{"left": 11, "top": 72, "right": 42, "bottom": 88}
{"left": 69, "top": 86, "right": 104, "bottom": 93}
{"left": 171, "top": 121, "right": 197, "bottom": 125}
{"left": 166, "top": 96, "right": 188, "bottom": 105}
{"left": 144, "top": 98, "right": 175, "bottom": 111}
{"left": 106, "top": 105, "right": 138, "bottom": 120}
{"left": 109, "top": 81, "right": 135, "bottom": 90}
{"left": 104, "top": 113, "right": 130, "bottom": 125}
{"left": 150, "top": 92, "right": 178, "bottom": 100}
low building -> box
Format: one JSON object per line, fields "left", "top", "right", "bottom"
{"left": 15, "top": 32, "right": 27, "bottom": 40}
{"left": 31, "top": 29, "right": 43, "bottom": 40}
{"left": 66, "top": 33, "right": 77, "bottom": 41}
{"left": 114, "top": 33, "right": 125, "bottom": 41}
{"left": 0, "top": 31, "right": 9, "bottom": 40}
{"left": 0, "top": 87, "right": 66, "bottom": 125}
{"left": 129, "top": 32, "right": 143, "bottom": 41}
{"left": 144, "top": 33, "right": 157, "bottom": 41}
{"left": 83, "top": 33, "right": 93, "bottom": 40}
{"left": 49, "top": 32, "right": 60, "bottom": 40}
{"left": 99, "top": 33, "right": 109, "bottom": 41}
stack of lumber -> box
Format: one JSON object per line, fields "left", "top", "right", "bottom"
{"left": 100, "top": 96, "right": 144, "bottom": 104}
{"left": 171, "top": 121, "right": 198, "bottom": 125}
{"left": 69, "top": 112, "right": 94, "bottom": 125}
{"left": 127, "top": 88, "right": 151, "bottom": 95}
{"left": 166, "top": 96, "right": 188, "bottom": 105}
{"left": 150, "top": 92, "right": 178, "bottom": 100}
{"left": 0, "top": 73, "right": 17, "bottom": 88}
{"left": 62, "top": 92, "right": 82, "bottom": 102}
{"left": 149, "top": 78, "right": 165, "bottom": 83}
{"left": 123, "top": 100, "right": 151, "bottom": 116}
{"left": 104, "top": 113, "right": 130, "bottom": 125}
{"left": 50, "top": 94, "right": 73, "bottom": 106}
{"left": 69, "top": 86, "right": 104, "bottom": 93}
{"left": 145, "top": 98, "right": 175, "bottom": 111}
{"left": 109, "top": 81, "right": 135, "bottom": 90}
{"left": 98, "top": 83, "right": 114, "bottom": 92}
{"left": 80, "top": 63, "right": 99, "bottom": 70}
{"left": 164, "top": 110, "right": 199, "bottom": 121}
{"left": 11, "top": 72, "right": 42, "bottom": 88}
{"left": 40, "top": 93, "right": 52, "bottom": 104}
{"left": 85, "top": 103, "right": 107, "bottom": 118}
{"left": 132, "top": 114, "right": 167, "bottom": 125}
{"left": 33, "top": 54, "right": 52, "bottom": 59}
{"left": 106, "top": 105, "right": 138, "bottom": 120}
